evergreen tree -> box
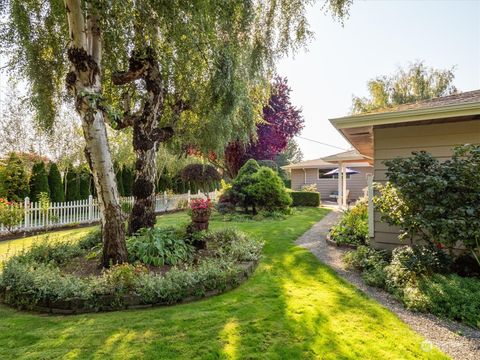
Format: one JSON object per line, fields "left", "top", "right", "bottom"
{"left": 3, "top": 153, "right": 29, "bottom": 202}
{"left": 79, "top": 167, "right": 91, "bottom": 200}
{"left": 65, "top": 166, "right": 80, "bottom": 201}
{"left": 29, "top": 161, "right": 50, "bottom": 202}
{"left": 116, "top": 169, "right": 125, "bottom": 197}
{"left": 48, "top": 163, "right": 64, "bottom": 202}
{"left": 122, "top": 166, "right": 133, "bottom": 197}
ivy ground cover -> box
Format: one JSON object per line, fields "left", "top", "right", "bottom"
{"left": 0, "top": 208, "right": 447, "bottom": 359}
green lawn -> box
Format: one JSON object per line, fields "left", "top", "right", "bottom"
{"left": 0, "top": 208, "right": 447, "bottom": 359}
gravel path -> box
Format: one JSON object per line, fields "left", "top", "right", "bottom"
{"left": 296, "top": 210, "right": 480, "bottom": 360}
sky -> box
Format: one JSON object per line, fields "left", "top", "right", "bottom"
{"left": 277, "top": 0, "right": 480, "bottom": 160}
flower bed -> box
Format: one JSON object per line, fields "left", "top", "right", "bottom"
{"left": 0, "top": 227, "right": 262, "bottom": 314}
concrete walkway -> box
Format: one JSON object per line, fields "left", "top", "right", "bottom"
{"left": 296, "top": 210, "right": 480, "bottom": 360}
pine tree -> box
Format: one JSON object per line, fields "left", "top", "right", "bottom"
{"left": 65, "top": 166, "right": 80, "bottom": 201}
{"left": 122, "top": 166, "right": 133, "bottom": 197}
{"left": 3, "top": 153, "right": 29, "bottom": 202}
{"left": 79, "top": 167, "right": 91, "bottom": 200}
{"left": 29, "top": 161, "right": 49, "bottom": 202}
{"left": 48, "top": 163, "right": 64, "bottom": 202}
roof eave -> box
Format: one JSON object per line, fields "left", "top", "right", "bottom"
{"left": 329, "top": 102, "right": 480, "bottom": 130}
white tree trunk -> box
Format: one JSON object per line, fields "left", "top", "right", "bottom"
{"left": 64, "top": 0, "right": 127, "bottom": 266}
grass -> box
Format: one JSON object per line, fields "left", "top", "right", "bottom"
{"left": 0, "top": 208, "right": 447, "bottom": 359}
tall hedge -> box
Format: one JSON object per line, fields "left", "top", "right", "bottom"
{"left": 290, "top": 191, "right": 320, "bottom": 207}
{"left": 122, "top": 166, "right": 133, "bottom": 196}
{"left": 48, "top": 163, "right": 64, "bottom": 202}
{"left": 3, "top": 153, "right": 29, "bottom": 202}
{"left": 79, "top": 167, "right": 91, "bottom": 200}
{"left": 29, "top": 161, "right": 50, "bottom": 202}
{"left": 65, "top": 166, "right": 80, "bottom": 201}
{"left": 115, "top": 169, "right": 125, "bottom": 196}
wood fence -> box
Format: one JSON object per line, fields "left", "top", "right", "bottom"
{"left": 0, "top": 190, "right": 216, "bottom": 235}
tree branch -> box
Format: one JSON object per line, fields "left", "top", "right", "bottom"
{"left": 112, "top": 65, "right": 148, "bottom": 85}
{"left": 152, "top": 127, "right": 174, "bottom": 142}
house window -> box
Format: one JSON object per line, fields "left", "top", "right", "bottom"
{"left": 318, "top": 168, "right": 351, "bottom": 180}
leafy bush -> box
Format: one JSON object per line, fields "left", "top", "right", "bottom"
{"left": 290, "top": 191, "right": 320, "bottom": 207}
{"left": 0, "top": 259, "right": 93, "bottom": 309}
{"left": 344, "top": 244, "right": 480, "bottom": 328}
{"left": 329, "top": 199, "right": 368, "bottom": 246}
{"left": 0, "top": 198, "right": 24, "bottom": 233}
{"left": 418, "top": 274, "right": 480, "bottom": 328}
{"left": 343, "top": 246, "right": 389, "bottom": 287}
{"left": 77, "top": 228, "right": 102, "bottom": 250}
{"left": 374, "top": 145, "right": 480, "bottom": 263}
{"left": 385, "top": 245, "right": 452, "bottom": 291}
{"left": 19, "top": 239, "right": 84, "bottom": 265}
{"left": 300, "top": 184, "right": 317, "bottom": 192}
{"left": 127, "top": 227, "right": 194, "bottom": 266}
{"left": 229, "top": 159, "right": 291, "bottom": 214}
{"left": 250, "top": 167, "right": 291, "bottom": 212}
{"left": 205, "top": 228, "right": 263, "bottom": 262}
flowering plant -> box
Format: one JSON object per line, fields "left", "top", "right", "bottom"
{"left": 188, "top": 198, "right": 213, "bottom": 219}
{"left": 0, "top": 198, "right": 24, "bottom": 233}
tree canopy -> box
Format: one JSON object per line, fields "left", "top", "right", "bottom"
{"left": 223, "top": 76, "right": 304, "bottom": 176}
{"left": 352, "top": 61, "right": 458, "bottom": 114}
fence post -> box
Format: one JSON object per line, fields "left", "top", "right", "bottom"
{"left": 187, "top": 190, "right": 191, "bottom": 203}
{"left": 24, "top": 197, "right": 30, "bottom": 229}
{"left": 88, "top": 195, "right": 93, "bottom": 222}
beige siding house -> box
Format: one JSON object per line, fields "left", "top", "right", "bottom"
{"left": 283, "top": 151, "right": 373, "bottom": 201}
{"left": 330, "top": 90, "right": 480, "bottom": 251}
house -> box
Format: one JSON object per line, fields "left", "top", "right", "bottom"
{"left": 282, "top": 150, "right": 373, "bottom": 204}
{"left": 330, "top": 90, "right": 480, "bottom": 251}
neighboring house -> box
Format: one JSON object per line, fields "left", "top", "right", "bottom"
{"left": 330, "top": 90, "right": 480, "bottom": 251}
{"left": 282, "top": 150, "right": 373, "bottom": 201}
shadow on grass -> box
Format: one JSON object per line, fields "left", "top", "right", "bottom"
{"left": 0, "top": 208, "right": 447, "bottom": 359}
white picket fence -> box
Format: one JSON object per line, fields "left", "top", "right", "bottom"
{"left": 0, "top": 190, "right": 216, "bottom": 235}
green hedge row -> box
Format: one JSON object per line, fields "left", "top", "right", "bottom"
{"left": 290, "top": 191, "right": 320, "bottom": 207}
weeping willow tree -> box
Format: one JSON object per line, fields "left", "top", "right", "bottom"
{"left": 0, "top": 0, "right": 351, "bottom": 267}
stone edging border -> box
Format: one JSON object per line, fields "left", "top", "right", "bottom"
{"left": 325, "top": 231, "right": 358, "bottom": 250}
{"left": 0, "top": 260, "right": 258, "bottom": 315}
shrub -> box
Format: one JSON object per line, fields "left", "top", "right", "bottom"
{"left": 250, "top": 167, "right": 291, "bottom": 212}
{"left": 0, "top": 259, "right": 92, "bottom": 309}
{"left": 329, "top": 199, "right": 368, "bottom": 246}
{"left": 19, "top": 239, "right": 84, "bottom": 265}
{"left": 374, "top": 145, "right": 480, "bottom": 261}
{"left": 78, "top": 228, "right": 102, "bottom": 250}
{"left": 343, "top": 246, "right": 389, "bottom": 287}
{"left": 205, "top": 228, "right": 263, "bottom": 262}
{"left": 127, "top": 227, "right": 194, "bottom": 266}
{"left": 48, "top": 163, "right": 64, "bottom": 202}
{"left": 385, "top": 245, "right": 452, "bottom": 291}
{"left": 300, "top": 184, "right": 317, "bottom": 192}
{"left": 29, "top": 161, "right": 49, "bottom": 202}
{"left": 3, "top": 153, "right": 29, "bottom": 201}
{"left": 230, "top": 159, "right": 261, "bottom": 212}
{"left": 290, "top": 191, "right": 320, "bottom": 207}
{"left": 418, "top": 274, "right": 480, "bottom": 328}
{"left": 0, "top": 198, "right": 24, "bottom": 233}
{"left": 65, "top": 165, "right": 80, "bottom": 201}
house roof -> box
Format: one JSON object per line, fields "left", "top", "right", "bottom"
{"left": 282, "top": 150, "right": 372, "bottom": 170}
{"left": 329, "top": 89, "right": 480, "bottom": 158}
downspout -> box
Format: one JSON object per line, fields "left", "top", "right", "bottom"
{"left": 302, "top": 168, "right": 307, "bottom": 184}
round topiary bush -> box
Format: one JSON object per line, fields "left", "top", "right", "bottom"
{"left": 0, "top": 227, "right": 262, "bottom": 314}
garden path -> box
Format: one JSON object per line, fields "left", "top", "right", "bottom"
{"left": 296, "top": 209, "right": 480, "bottom": 360}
